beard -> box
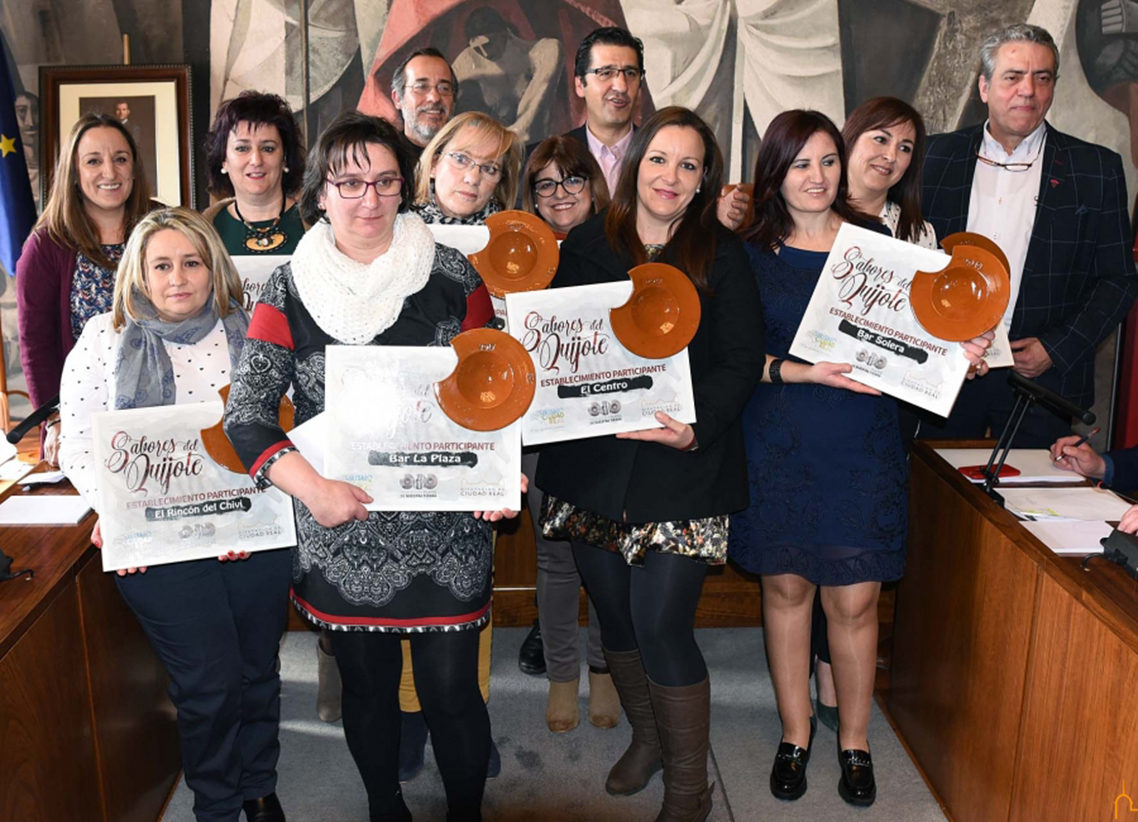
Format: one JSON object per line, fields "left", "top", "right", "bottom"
{"left": 407, "top": 106, "right": 448, "bottom": 145}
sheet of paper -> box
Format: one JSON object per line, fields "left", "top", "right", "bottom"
{"left": 935, "top": 448, "right": 1077, "bottom": 483}
{"left": 0, "top": 460, "right": 34, "bottom": 482}
{"left": 0, "top": 495, "right": 91, "bottom": 525}
{"left": 984, "top": 324, "right": 1014, "bottom": 368}
{"left": 506, "top": 282, "right": 696, "bottom": 446}
{"left": 19, "top": 470, "right": 67, "bottom": 486}
{"left": 1001, "top": 486, "right": 1131, "bottom": 522}
{"left": 1022, "top": 520, "right": 1111, "bottom": 555}
{"left": 427, "top": 223, "right": 490, "bottom": 257}
{"left": 788, "top": 223, "right": 973, "bottom": 417}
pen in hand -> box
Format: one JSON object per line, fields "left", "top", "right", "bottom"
{"left": 1051, "top": 427, "right": 1100, "bottom": 461}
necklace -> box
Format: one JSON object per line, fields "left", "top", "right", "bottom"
{"left": 234, "top": 199, "right": 288, "bottom": 252}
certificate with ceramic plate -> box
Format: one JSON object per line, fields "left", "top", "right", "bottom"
{"left": 788, "top": 223, "right": 973, "bottom": 417}
{"left": 505, "top": 282, "right": 696, "bottom": 445}
{"left": 323, "top": 345, "right": 522, "bottom": 511}
{"left": 93, "top": 402, "right": 296, "bottom": 572}
{"left": 231, "top": 255, "right": 289, "bottom": 314}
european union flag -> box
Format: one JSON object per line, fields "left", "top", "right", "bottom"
{"left": 0, "top": 39, "right": 35, "bottom": 277}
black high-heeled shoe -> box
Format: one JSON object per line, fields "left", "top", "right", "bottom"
{"left": 769, "top": 714, "right": 817, "bottom": 801}
{"left": 837, "top": 743, "right": 876, "bottom": 807}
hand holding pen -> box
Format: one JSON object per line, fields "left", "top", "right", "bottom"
{"left": 1049, "top": 428, "right": 1105, "bottom": 479}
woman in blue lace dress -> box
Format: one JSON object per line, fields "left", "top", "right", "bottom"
{"left": 727, "top": 110, "right": 988, "bottom": 808}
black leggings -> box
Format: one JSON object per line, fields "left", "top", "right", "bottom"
{"left": 327, "top": 628, "right": 489, "bottom": 822}
{"left": 571, "top": 543, "right": 708, "bottom": 687}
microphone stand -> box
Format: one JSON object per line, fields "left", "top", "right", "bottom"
{"left": 980, "top": 373, "right": 1096, "bottom": 506}
{"left": 0, "top": 396, "right": 58, "bottom": 583}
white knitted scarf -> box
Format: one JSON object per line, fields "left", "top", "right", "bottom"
{"left": 290, "top": 213, "right": 436, "bottom": 344}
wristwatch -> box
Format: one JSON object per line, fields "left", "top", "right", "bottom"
{"left": 769, "top": 359, "right": 785, "bottom": 384}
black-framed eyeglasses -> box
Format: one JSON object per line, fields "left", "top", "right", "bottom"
{"left": 408, "top": 80, "right": 455, "bottom": 97}
{"left": 445, "top": 151, "right": 502, "bottom": 180}
{"left": 533, "top": 176, "right": 588, "bottom": 198}
{"left": 582, "top": 65, "right": 643, "bottom": 82}
{"left": 326, "top": 176, "right": 405, "bottom": 198}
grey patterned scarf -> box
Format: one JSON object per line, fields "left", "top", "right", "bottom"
{"left": 113, "top": 292, "right": 249, "bottom": 409}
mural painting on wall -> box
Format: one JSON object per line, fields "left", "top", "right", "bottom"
{"left": 1, "top": 0, "right": 1137, "bottom": 424}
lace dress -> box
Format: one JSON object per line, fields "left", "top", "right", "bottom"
{"left": 727, "top": 244, "right": 908, "bottom": 585}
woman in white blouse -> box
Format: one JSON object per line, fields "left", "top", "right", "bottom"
{"left": 58, "top": 207, "right": 291, "bottom": 822}
{"left": 842, "top": 96, "right": 937, "bottom": 250}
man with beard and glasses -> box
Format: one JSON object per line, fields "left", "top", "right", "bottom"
{"left": 390, "top": 47, "right": 458, "bottom": 166}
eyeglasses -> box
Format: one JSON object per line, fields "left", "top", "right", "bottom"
{"left": 533, "top": 175, "right": 588, "bottom": 198}
{"left": 445, "top": 151, "right": 502, "bottom": 180}
{"left": 326, "top": 176, "right": 404, "bottom": 198}
{"left": 582, "top": 66, "right": 643, "bottom": 82}
{"left": 408, "top": 80, "right": 455, "bottom": 97}
{"left": 974, "top": 146, "right": 1042, "bottom": 173}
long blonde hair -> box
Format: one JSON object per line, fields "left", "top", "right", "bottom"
{"left": 415, "top": 112, "right": 523, "bottom": 211}
{"left": 35, "top": 113, "right": 151, "bottom": 270}
{"left": 112, "top": 208, "right": 244, "bottom": 331}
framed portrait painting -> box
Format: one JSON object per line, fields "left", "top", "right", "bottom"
{"left": 40, "top": 65, "right": 193, "bottom": 208}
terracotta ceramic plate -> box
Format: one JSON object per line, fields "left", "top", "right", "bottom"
{"left": 610, "top": 263, "right": 702, "bottom": 359}
{"left": 940, "top": 231, "right": 1011, "bottom": 277}
{"left": 201, "top": 384, "right": 296, "bottom": 475}
{"left": 436, "top": 328, "right": 536, "bottom": 431}
{"left": 468, "top": 210, "right": 559, "bottom": 298}
{"left": 910, "top": 244, "right": 1010, "bottom": 341}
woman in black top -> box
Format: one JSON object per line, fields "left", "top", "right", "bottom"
{"left": 536, "top": 106, "right": 765, "bottom": 822}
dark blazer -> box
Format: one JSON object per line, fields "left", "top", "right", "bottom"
{"left": 534, "top": 212, "right": 766, "bottom": 523}
{"left": 1106, "top": 447, "right": 1138, "bottom": 493}
{"left": 922, "top": 122, "right": 1138, "bottom": 409}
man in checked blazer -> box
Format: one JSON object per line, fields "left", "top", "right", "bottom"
{"left": 920, "top": 23, "right": 1138, "bottom": 447}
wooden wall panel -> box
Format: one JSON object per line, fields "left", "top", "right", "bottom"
{"left": 0, "top": 581, "right": 102, "bottom": 822}
{"left": 888, "top": 456, "right": 1039, "bottom": 822}
{"left": 1011, "top": 573, "right": 1138, "bottom": 821}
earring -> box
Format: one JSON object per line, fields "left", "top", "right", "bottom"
{"left": 696, "top": 186, "right": 701, "bottom": 193}
{"left": 284, "top": 166, "right": 290, "bottom": 172}
{"left": 221, "top": 168, "right": 228, "bottom": 175}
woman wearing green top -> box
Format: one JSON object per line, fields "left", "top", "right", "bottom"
{"left": 203, "top": 91, "right": 306, "bottom": 256}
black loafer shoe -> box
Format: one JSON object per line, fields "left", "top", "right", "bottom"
{"left": 243, "top": 793, "right": 285, "bottom": 822}
{"left": 770, "top": 715, "right": 817, "bottom": 801}
{"left": 518, "top": 619, "right": 546, "bottom": 676}
{"left": 837, "top": 746, "right": 876, "bottom": 807}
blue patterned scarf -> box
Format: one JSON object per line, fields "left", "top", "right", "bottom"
{"left": 113, "top": 292, "right": 249, "bottom": 409}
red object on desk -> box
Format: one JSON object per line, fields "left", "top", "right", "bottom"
{"left": 958, "top": 464, "right": 1022, "bottom": 480}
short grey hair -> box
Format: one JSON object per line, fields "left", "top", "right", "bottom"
{"left": 979, "top": 24, "right": 1059, "bottom": 82}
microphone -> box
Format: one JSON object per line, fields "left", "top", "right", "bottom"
{"left": 1006, "top": 372, "right": 1095, "bottom": 426}
{"left": 7, "top": 395, "right": 60, "bottom": 445}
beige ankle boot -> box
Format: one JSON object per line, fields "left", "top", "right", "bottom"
{"left": 546, "top": 677, "right": 580, "bottom": 733}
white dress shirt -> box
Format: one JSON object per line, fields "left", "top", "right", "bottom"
{"left": 966, "top": 120, "right": 1047, "bottom": 330}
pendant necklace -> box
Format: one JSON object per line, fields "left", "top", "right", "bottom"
{"left": 235, "top": 199, "right": 288, "bottom": 252}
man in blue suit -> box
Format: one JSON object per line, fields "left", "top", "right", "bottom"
{"left": 920, "top": 23, "right": 1138, "bottom": 447}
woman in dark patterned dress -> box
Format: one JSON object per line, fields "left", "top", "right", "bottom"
{"left": 535, "top": 106, "right": 766, "bottom": 822}
{"left": 727, "top": 110, "right": 988, "bottom": 808}
{"left": 223, "top": 112, "right": 517, "bottom": 822}
{"left": 16, "top": 112, "right": 151, "bottom": 464}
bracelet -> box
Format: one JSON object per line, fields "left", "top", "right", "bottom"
{"left": 45, "top": 418, "right": 61, "bottom": 430}
{"left": 682, "top": 435, "right": 699, "bottom": 453}
{"left": 769, "top": 359, "right": 785, "bottom": 384}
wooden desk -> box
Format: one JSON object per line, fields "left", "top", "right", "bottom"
{"left": 889, "top": 441, "right": 1138, "bottom": 821}
{"left": 0, "top": 476, "right": 179, "bottom": 822}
